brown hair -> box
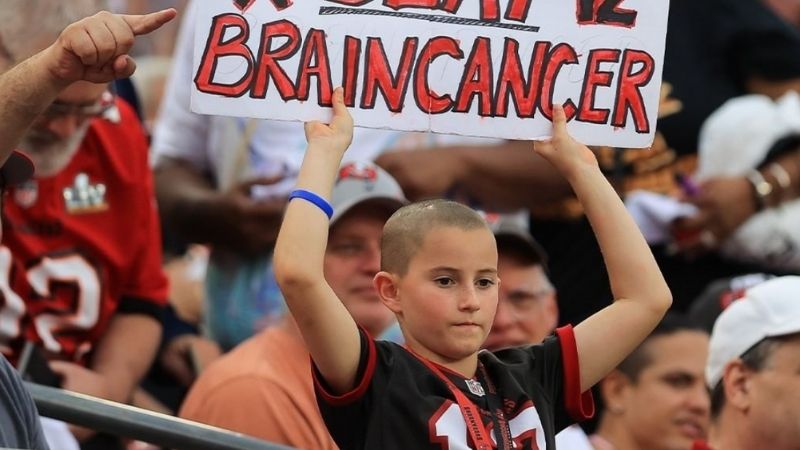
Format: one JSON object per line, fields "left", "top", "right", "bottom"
{"left": 710, "top": 332, "right": 800, "bottom": 419}
{"left": 381, "top": 199, "right": 489, "bottom": 275}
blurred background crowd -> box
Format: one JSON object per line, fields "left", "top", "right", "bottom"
{"left": 1, "top": 0, "right": 800, "bottom": 449}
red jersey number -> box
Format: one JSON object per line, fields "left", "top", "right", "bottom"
{"left": 431, "top": 402, "right": 545, "bottom": 450}
{"left": 0, "top": 246, "right": 101, "bottom": 356}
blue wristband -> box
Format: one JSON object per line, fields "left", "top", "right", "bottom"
{"left": 288, "top": 189, "right": 334, "bottom": 219}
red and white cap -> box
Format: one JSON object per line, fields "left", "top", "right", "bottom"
{"left": 330, "top": 161, "right": 407, "bottom": 224}
{"left": 706, "top": 275, "right": 800, "bottom": 388}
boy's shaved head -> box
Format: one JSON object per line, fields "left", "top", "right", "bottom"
{"left": 381, "top": 199, "right": 490, "bottom": 275}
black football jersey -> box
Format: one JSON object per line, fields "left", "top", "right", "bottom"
{"left": 314, "top": 326, "right": 593, "bottom": 450}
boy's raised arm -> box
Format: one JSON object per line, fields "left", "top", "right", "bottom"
{"left": 535, "top": 105, "right": 672, "bottom": 393}
{"left": 273, "top": 88, "right": 362, "bottom": 394}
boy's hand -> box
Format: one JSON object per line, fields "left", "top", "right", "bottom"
{"left": 304, "top": 87, "right": 354, "bottom": 154}
{"left": 43, "top": 9, "right": 177, "bottom": 84}
{"left": 533, "top": 104, "right": 598, "bottom": 179}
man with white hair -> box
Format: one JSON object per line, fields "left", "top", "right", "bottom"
{"left": 0, "top": 4, "right": 175, "bottom": 448}
{"left": 694, "top": 275, "right": 800, "bottom": 450}
{"left": 0, "top": 1, "right": 176, "bottom": 444}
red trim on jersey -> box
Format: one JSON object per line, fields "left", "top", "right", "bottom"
{"left": 312, "top": 328, "right": 378, "bottom": 406}
{"left": 691, "top": 440, "right": 715, "bottom": 450}
{"left": 555, "top": 325, "right": 595, "bottom": 421}
{"left": 427, "top": 399, "right": 457, "bottom": 449}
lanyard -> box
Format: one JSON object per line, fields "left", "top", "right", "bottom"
{"left": 407, "top": 349, "right": 514, "bottom": 449}
{"left": 478, "top": 363, "right": 515, "bottom": 449}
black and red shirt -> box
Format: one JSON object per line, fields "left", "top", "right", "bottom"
{"left": 314, "top": 326, "right": 593, "bottom": 450}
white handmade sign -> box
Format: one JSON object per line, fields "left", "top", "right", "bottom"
{"left": 191, "top": 0, "right": 670, "bottom": 147}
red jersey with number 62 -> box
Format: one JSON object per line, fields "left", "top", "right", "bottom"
{"left": 0, "top": 99, "right": 168, "bottom": 362}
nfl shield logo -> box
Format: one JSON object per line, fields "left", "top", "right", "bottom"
{"left": 465, "top": 379, "right": 485, "bottom": 397}
{"left": 13, "top": 180, "right": 38, "bottom": 208}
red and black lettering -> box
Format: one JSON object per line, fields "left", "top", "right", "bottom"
{"left": 194, "top": 14, "right": 254, "bottom": 97}
{"left": 326, "top": 0, "right": 375, "bottom": 6}
{"left": 361, "top": 37, "right": 419, "bottom": 112}
{"left": 612, "top": 49, "right": 654, "bottom": 133}
{"left": 413, "top": 36, "right": 463, "bottom": 114}
{"left": 343, "top": 36, "right": 363, "bottom": 107}
{"left": 268, "top": 0, "right": 293, "bottom": 10}
{"left": 385, "top": 0, "right": 438, "bottom": 10}
{"left": 577, "top": 48, "right": 620, "bottom": 124}
{"left": 327, "top": 0, "right": 532, "bottom": 23}
{"left": 577, "top": 0, "right": 637, "bottom": 27}
{"left": 495, "top": 39, "right": 550, "bottom": 118}
{"left": 251, "top": 19, "right": 302, "bottom": 101}
{"left": 539, "top": 43, "right": 579, "bottom": 121}
{"left": 295, "top": 28, "right": 334, "bottom": 106}
{"left": 504, "top": 0, "right": 533, "bottom": 22}
{"left": 453, "top": 37, "right": 494, "bottom": 116}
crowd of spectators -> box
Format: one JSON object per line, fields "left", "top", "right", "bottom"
{"left": 0, "top": 0, "right": 799, "bottom": 449}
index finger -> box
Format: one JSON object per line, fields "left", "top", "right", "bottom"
{"left": 551, "top": 103, "right": 568, "bottom": 140}
{"left": 121, "top": 8, "right": 177, "bottom": 36}
{"left": 330, "top": 87, "right": 353, "bottom": 131}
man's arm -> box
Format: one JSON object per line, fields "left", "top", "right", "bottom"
{"left": 535, "top": 106, "right": 672, "bottom": 393}
{"left": 90, "top": 313, "right": 162, "bottom": 403}
{"left": 674, "top": 139, "right": 800, "bottom": 252}
{"left": 0, "top": 9, "right": 175, "bottom": 163}
{"left": 0, "top": 53, "right": 67, "bottom": 163}
{"left": 49, "top": 314, "right": 161, "bottom": 441}
{"left": 155, "top": 157, "right": 286, "bottom": 256}
{"left": 376, "top": 141, "right": 573, "bottom": 209}
{"left": 150, "top": 2, "right": 283, "bottom": 256}
{"left": 746, "top": 77, "right": 800, "bottom": 100}
{"left": 273, "top": 89, "right": 361, "bottom": 394}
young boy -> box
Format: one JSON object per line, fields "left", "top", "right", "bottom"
{"left": 273, "top": 88, "right": 672, "bottom": 450}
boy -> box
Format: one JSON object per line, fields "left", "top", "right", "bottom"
{"left": 273, "top": 89, "right": 672, "bottom": 449}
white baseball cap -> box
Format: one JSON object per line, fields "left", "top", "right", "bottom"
{"left": 330, "top": 161, "right": 407, "bottom": 225}
{"left": 706, "top": 276, "right": 800, "bottom": 388}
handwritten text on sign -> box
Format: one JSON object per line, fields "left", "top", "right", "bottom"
{"left": 191, "top": 0, "right": 669, "bottom": 147}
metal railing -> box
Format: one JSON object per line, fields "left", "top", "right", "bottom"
{"left": 26, "top": 382, "right": 296, "bottom": 450}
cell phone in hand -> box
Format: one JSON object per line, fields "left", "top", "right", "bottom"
{"left": 17, "top": 341, "right": 63, "bottom": 388}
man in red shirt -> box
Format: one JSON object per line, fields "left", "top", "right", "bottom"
{"left": 0, "top": 4, "right": 175, "bottom": 448}
{"left": 0, "top": 2, "right": 175, "bottom": 438}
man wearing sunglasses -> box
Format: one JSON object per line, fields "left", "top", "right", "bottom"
{"left": 0, "top": 3, "right": 176, "bottom": 445}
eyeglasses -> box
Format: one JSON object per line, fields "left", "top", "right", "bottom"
{"left": 41, "top": 90, "right": 116, "bottom": 122}
{"left": 502, "top": 288, "right": 554, "bottom": 313}
{"left": 0, "top": 35, "right": 116, "bottom": 124}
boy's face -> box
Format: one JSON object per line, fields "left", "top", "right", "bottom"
{"left": 324, "top": 204, "right": 396, "bottom": 337}
{"left": 393, "top": 225, "right": 499, "bottom": 364}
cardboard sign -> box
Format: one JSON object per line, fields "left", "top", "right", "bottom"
{"left": 191, "top": 0, "right": 669, "bottom": 147}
